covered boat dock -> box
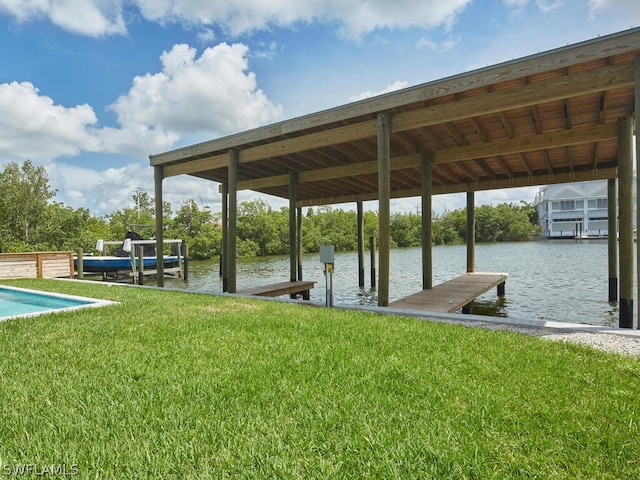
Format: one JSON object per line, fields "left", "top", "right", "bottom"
{"left": 150, "top": 27, "right": 640, "bottom": 328}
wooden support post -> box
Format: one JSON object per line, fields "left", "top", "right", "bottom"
{"left": 357, "top": 201, "right": 365, "bottom": 288}
{"left": 618, "top": 116, "right": 634, "bottom": 328}
{"left": 36, "top": 254, "right": 43, "bottom": 279}
{"left": 635, "top": 54, "right": 640, "bottom": 329}
{"left": 182, "top": 241, "right": 189, "bottom": 281}
{"left": 377, "top": 113, "right": 391, "bottom": 307}
{"left": 221, "top": 183, "right": 228, "bottom": 289}
{"left": 289, "top": 172, "right": 298, "bottom": 283}
{"left": 370, "top": 236, "right": 376, "bottom": 289}
{"left": 289, "top": 171, "right": 298, "bottom": 298}
{"left": 497, "top": 282, "right": 506, "bottom": 296}
{"left": 467, "top": 191, "right": 475, "bottom": 273}
{"left": 137, "top": 245, "right": 144, "bottom": 286}
{"left": 228, "top": 150, "right": 238, "bottom": 294}
{"left": 154, "top": 165, "right": 164, "bottom": 287}
{"left": 77, "top": 248, "right": 84, "bottom": 280}
{"left": 421, "top": 150, "right": 433, "bottom": 290}
{"left": 607, "top": 178, "right": 618, "bottom": 302}
{"left": 297, "top": 207, "right": 303, "bottom": 282}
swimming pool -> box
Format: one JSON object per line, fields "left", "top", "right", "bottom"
{"left": 0, "top": 285, "right": 116, "bottom": 321}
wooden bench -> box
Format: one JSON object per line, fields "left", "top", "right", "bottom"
{"left": 238, "top": 281, "right": 316, "bottom": 300}
{"left": 390, "top": 272, "right": 508, "bottom": 313}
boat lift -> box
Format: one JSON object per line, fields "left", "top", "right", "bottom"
{"left": 76, "top": 238, "right": 187, "bottom": 284}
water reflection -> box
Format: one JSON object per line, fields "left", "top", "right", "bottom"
{"left": 166, "top": 240, "right": 633, "bottom": 327}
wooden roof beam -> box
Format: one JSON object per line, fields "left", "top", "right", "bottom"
{"left": 298, "top": 166, "right": 618, "bottom": 207}
{"left": 432, "top": 164, "right": 459, "bottom": 184}
{"left": 592, "top": 141, "right": 601, "bottom": 169}
{"left": 564, "top": 99, "right": 573, "bottom": 129}
{"left": 417, "top": 126, "right": 445, "bottom": 149}
{"left": 542, "top": 150, "right": 553, "bottom": 174}
{"left": 494, "top": 155, "right": 513, "bottom": 178}
{"left": 518, "top": 153, "right": 533, "bottom": 177}
{"left": 475, "top": 158, "right": 496, "bottom": 179}
{"left": 433, "top": 121, "right": 616, "bottom": 164}
{"left": 598, "top": 90, "right": 610, "bottom": 123}
{"left": 455, "top": 162, "right": 480, "bottom": 183}
{"left": 499, "top": 112, "right": 514, "bottom": 138}
{"left": 392, "top": 131, "right": 420, "bottom": 154}
{"left": 469, "top": 118, "right": 489, "bottom": 142}
{"left": 532, "top": 105, "right": 543, "bottom": 134}
{"left": 164, "top": 153, "right": 227, "bottom": 178}
{"left": 442, "top": 122, "right": 468, "bottom": 146}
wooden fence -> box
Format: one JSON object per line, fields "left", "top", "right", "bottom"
{"left": 0, "top": 252, "right": 75, "bottom": 280}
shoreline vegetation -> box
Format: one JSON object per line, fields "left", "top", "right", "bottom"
{"left": 1, "top": 278, "right": 639, "bottom": 478}
{"left": 1, "top": 160, "right": 540, "bottom": 260}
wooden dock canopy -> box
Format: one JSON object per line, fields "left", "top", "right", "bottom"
{"left": 151, "top": 28, "right": 639, "bottom": 326}
{"left": 150, "top": 28, "right": 640, "bottom": 204}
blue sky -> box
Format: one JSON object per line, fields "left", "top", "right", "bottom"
{"left": 1, "top": 0, "right": 639, "bottom": 216}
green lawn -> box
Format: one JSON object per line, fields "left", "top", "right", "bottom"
{"left": 1, "top": 279, "right": 639, "bottom": 479}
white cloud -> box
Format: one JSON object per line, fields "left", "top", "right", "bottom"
{"left": 0, "top": 0, "right": 126, "bottom": 36}
{"left": 0, "top": 41, "right": 281, "bottom": 164}
{"left": 1, "top": 0, "right": 473, "bottom": 38}
{"left": 109, "top": 42, "right": 283, "bottom": 150}
{"left": 417, "top": 36, "right": 458, "bottom": 51}
{"left": 588, "top": 0, "right": 640, "bottom": 18}
{"left": 503, "top": 0, "right": 563, "bottom": 12}
{"left": 0, "top": 81, "right": 100, "bottom": 161}
{"left": 349, "top": 81, "right": 409, "bottom": 102}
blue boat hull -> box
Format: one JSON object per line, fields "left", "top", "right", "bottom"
{"left": 75, "top": 256, "right": 180, "bottom": 273}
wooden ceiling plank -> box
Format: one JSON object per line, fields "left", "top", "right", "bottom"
{"left": 238, "top": 120, "right": 377, "bottom": 164}
{"left": 189, "top": 63, "right": 633, "bottom": 169}
{"left": 392, "top": 63, "right": 634, "bottom": 134}
{"left": 237, "top": 122, "right": 616, "bottom": 191}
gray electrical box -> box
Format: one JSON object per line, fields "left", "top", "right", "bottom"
{"left": 320, "top": 245, "right": 335, "bottom": 264}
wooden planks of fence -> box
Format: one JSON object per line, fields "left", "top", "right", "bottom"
{"left": 0, "top": 252, "right": 75, "bottom": 280}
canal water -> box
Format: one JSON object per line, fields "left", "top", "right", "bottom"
{"left": 165, "top": 240, "right": 626, "bottom": 327}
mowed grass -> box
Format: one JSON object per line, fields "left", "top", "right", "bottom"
{"left": 0, "top": 279, "right": 639, "bottom": 479}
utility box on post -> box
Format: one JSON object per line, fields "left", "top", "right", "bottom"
{"left": 320, "top": 245, "right": 335, "bottom": 307}
{"left": 320, "top": 245, "right": 334, "bottom": 264}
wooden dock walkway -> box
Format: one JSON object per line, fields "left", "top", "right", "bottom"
{"left": 238, "top": 281, "right": 316, "bottom": 300}
{"left": 389, "top": 272, "right": 508, "bottom": 313}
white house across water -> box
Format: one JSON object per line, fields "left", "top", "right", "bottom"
{"left": 534, "top": 180, "right": 637, "bottom": 238}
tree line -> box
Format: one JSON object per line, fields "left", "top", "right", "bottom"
{"left": 0, "top": 160, "right": 541, "bottom": 260}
